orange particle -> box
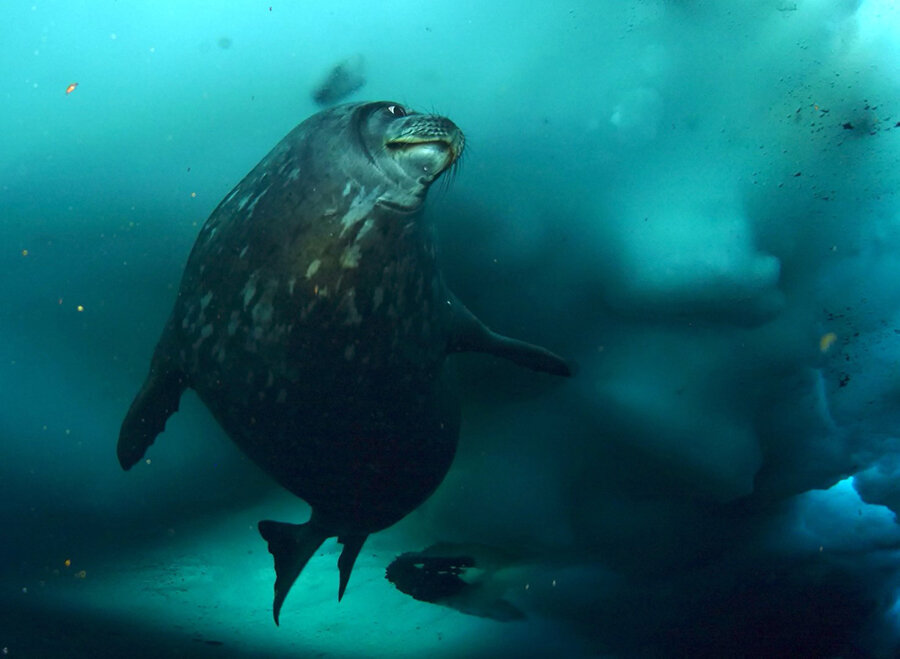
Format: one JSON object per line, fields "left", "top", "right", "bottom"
{"left": 64, "top": 559, "right": 71, "bottom": 567}
{"left": 21, "top": 249, "right": 28, "bottom": 256}
{"left": 819, "top": 332, "right": 837, "bottom": 353}
{"left": 76, "top": 305, "right": 84, "bottom": 312}
{"left": 65, "top": 82, "right": 78, "bottom": 95}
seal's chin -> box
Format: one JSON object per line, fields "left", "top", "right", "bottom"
{"left": 386, "top": 139, "right": 457, "bottom": 181}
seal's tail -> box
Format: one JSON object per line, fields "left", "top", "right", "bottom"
{"left": 336, "top": 533, "right": 367, "bottom": 601}
{"left": 258, "top": 520, "right": 369, "bottom": 624}
{"left": 258, "top": 520, "right": 328, "bottom": 625}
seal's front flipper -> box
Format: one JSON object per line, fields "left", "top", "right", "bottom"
{"left": 258, "top": 519, "right": 329, "bottom": 625}
{"left": 118, "top": 363, "right": 187, "bottom": 470}
{"left": 447, "top": 296, "right": 572, "bottom": 377}
{"left": 337, "top": 534, "right": 368, "bottom": 601}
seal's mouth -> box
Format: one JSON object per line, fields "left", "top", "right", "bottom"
{"left": 385, "top": 136, "right": 461, "bottom": 182}
{"left": 385, "top": 137, "right": 459, "bottom": 167}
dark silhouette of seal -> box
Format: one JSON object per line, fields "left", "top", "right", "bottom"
{"left": 312, "top": 54, "right": 365, "bottom": 106}
{"left": 118, "top": 101, "right": 571, "bottom": 624}
{"left": 386, "top": 543, "right": 525, "bottom": 621}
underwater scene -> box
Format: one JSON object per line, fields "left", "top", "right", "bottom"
{"left": 3, "top": 0, "right": 900, "bottom": 657}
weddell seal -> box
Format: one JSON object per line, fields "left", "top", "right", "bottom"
{"left": 118, "top": 101, "right": 571, "bottom": 624}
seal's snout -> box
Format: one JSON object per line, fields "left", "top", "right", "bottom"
{"left": 384, "top": 113, "right": 465, "bottom": 180}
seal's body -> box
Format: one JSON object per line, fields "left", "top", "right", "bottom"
{"left": 118, "top": 102, "right": 570, "bottom": 623}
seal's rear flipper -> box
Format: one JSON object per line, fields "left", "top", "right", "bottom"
{"left": 258, "top": 520, "right": 329, "bottom": 625}
{"left": 447, "top": 295, "right": 572, "bottom": 377}
{"left": 118, "top": 365, "right": 187, "bottom": 470}
{"left": 337, "top": 534, "right": 368, "bottom": 601}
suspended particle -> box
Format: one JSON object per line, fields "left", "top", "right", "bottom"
{"left": 819, "top": 332, "right": 837, "bottom": 353}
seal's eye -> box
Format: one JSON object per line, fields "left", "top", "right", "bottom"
{"left": 386, "top": 104, "right": 407, "bottom": 117}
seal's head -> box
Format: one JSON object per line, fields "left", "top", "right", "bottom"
{"left": 350, "top": 101, "right": 464, "bottom": 197}
{"left": 278, "top": 101, "right": 464, "bottom": 210}
{"left": 378, "top": 103, "right": 464, "bottom": 180}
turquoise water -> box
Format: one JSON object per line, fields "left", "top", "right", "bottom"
{"left": 3, "top": 1, "right": 900, "bottom": 656}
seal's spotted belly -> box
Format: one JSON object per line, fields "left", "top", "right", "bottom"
{"left": 182, "top": 241, "right": 457, "bottom": 530}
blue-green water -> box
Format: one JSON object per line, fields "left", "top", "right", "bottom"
{"left": 3, "top": 1, "right": 900, "bottom": 657}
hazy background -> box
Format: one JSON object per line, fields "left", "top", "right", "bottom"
{"left": 3, "top": 0, "right": 900, "bottom": 656}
